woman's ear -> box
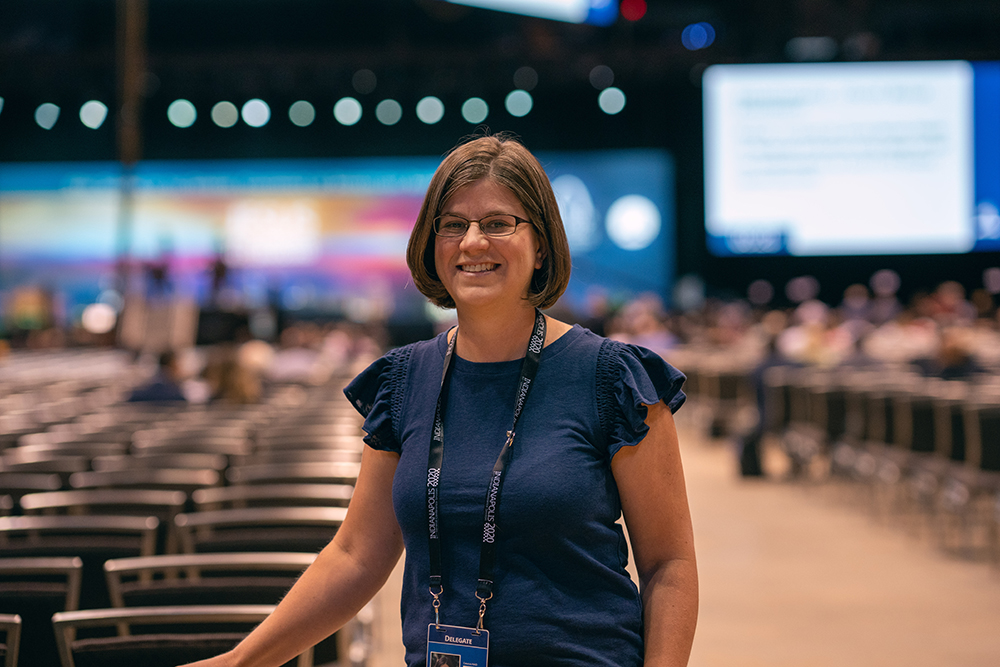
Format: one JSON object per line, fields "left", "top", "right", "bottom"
{"left": 535, "top": 245, "right": 546, "bottom": 270}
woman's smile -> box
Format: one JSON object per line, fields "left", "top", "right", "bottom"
{"left": 458, "top": 262, "right": 499, "bottom": 274}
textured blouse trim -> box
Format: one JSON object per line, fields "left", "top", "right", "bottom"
{"left": 596, "top": 340, "right": 619, "bottom": 449}
{"left": 597, "top": 338, "right": 686, "bottom": 459}
{"left": 343, "top": 344, "right": 413, "bottom": 453}
{"left": 388, "top": 344, "right": 413, "bottom": 445}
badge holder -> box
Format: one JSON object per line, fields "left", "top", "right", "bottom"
{"left": 425, "top": 585, "right": 490, "bottom": 667}
{"left": 426, "top": 623, "right": 489, "bottom": 667}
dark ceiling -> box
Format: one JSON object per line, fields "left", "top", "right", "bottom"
{"left": 4, "top": 1, "right": 1000, "bottom": 78}
{"left": 3, "top": 0, "right": 1000, "bottom": 161}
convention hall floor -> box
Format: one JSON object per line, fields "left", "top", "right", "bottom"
{"left": 363, "top": 428, "right": 1000, "bottom": 667}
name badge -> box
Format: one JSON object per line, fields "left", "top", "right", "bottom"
{"left": 427, "top": 623, "right": 489, "bottom": 667}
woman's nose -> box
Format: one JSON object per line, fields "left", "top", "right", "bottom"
{"left": 459, "top": 223, "right": 490, "bottom": 249}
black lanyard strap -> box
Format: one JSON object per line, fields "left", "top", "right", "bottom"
{"left": 426, "top": 309, "right": 546, "bottom": 626}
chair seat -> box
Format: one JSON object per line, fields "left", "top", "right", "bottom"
{"left": 0, "top": 580, "right": 68, "bottom": 597}
{"left": 183, "top": 527, "right": 337, "bottom": 554}
{"left": 70, "top": 633, "right": 248, "bottom": 667}
{"left": 225, "top": 462, "right": 360, "bottom": 485}
{"left": 119, "top": 578, "right": 297, "bottom": 607}
{"left": 174, "top": 507, "right": 345, "bottom": 554}
{"left": 52, "top": 605, "right": 310, "bottom": 667}
{"left": 191, "top": 483, "right": 354, "bottom": 510}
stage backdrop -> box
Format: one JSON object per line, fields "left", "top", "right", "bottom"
{"left": 0, "top": 149, "right": 674, "bottom": 327}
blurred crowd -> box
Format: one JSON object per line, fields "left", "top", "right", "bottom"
{"left": 4, "top": 270, "right": 1000, "bottom": 410}
{"left": 118, "top": 320, "right": 386, "bottom": 407}
{"left": 594, "top": 277, "right": 1000, "bottom": 381}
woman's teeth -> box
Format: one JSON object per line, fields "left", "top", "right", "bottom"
{"left": 461, "top": 264, "right": 497, "bottom": 273}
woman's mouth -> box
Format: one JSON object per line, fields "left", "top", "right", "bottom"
{"left": 459, "top": 263, "right": 498, "bottom": 273}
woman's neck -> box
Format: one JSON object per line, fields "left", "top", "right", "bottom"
{"left": 453, "top": 306, "right": 539, "bottom": 363}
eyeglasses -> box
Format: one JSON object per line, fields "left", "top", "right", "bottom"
{"left": 433, "top": 214, "right": 529, "bottom": 238}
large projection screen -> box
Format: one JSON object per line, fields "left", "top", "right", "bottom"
{"left": 703, "top": 61, "right": 975, "bottom": 257}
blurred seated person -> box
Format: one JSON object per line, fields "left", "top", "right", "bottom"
{"left": 912, "top": 327, "right": 987, "bottom": 381}
{"left": 607, "top": 293, "right": 678, "bottom": 353}
{"left": 267, "top": 323, "right": 321, "bottom": 383}
{"left": 203, "top": 342, "right": 267, "bottom": 404}
{"left": 127, "top": 350, "right": 187, "bottom": 402}
{"left": 925, "top": 281, "right": 977, "bottom": 326}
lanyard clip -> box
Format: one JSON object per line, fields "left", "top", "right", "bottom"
{"left": 505, "top": 430, "right": 515, "bottom": 448}
{"left": 430, "top": 584, "right": 443, "bottom": 629}
{"left": 475, "top": 590, "right": 492, "bottom": 632}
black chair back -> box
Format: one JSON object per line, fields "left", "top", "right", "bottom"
{"left": 0, "top": 557, "right": 82, "bottom": 667}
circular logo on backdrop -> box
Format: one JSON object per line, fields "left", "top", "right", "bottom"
{"left": 552, "top": 174, "right": 598, "bottom": 252}
{"left": 605, "top": 195, "right": 661, "bottom": 250}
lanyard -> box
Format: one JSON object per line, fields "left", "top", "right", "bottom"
{"left": 426, "top": 309, "right": 546, "bottom": 630}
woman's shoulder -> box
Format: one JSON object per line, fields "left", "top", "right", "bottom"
{"left": 344, "top": 332, "right": 447, "bottom": 413}
{"left": 376, "top": 329, "right": 451, "bottom": 368}
{"left": 543, "top": 316, "right": 575, "bottom": 347}
{"left": 342, "top": 331, "right": 451, "bottom": 452}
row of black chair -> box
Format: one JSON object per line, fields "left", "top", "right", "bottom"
{"left": 759, "top": 364, "right": 1000, "bottom": 564}
{"left": 1, "top": 358, "right": 374, "bottom": 666}
{"left": 1, "top": 553, "right": 326, "bottom": 667}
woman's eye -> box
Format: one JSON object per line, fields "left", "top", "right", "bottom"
{"left": 483, "top": 219, "right": 510, "bottom": 231}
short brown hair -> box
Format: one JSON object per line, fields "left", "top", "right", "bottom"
{"left": 406, "top": 133, "right": 571, "bottom": 310}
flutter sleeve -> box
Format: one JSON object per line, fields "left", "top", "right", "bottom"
{"left": 597, "top": 339, "right": 687, "bottom": 459}
{"left": 343, "top": 348, "right": 406, "bottom": 453}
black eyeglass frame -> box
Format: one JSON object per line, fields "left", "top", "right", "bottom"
{"left": 432, "top": 214, "right": 531, "bottom": 238}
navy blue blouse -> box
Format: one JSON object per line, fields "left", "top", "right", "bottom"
{"left": 344, "top": 324, "right": 685, "bottom": 667}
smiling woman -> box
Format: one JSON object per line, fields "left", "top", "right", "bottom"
{"left": 180, "top": 133, "right": 697, "bottom": 667}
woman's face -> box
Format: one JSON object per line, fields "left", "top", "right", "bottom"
{"left": 433, "top": 178, "right": 543, "bottom": 315}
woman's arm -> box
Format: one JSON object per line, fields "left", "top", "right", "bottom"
{"left": 611, "top": 400, "right": 698, "bottom": 667}
{"left": 181, "top": 446, "right": 404, "bottom": 667}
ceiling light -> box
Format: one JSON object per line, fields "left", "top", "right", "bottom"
{"left": 289, "top": 100, "right": 316, "bottom": 127}
{"left": 504, "top": 90, "right": 532, "bottom": 117}
{"left": 211, "top": 101, "right": 239, "bottom": 128}
{"left": 167, "top": 99, "right": 197, "bottom": 128}
{"left": 35, "top": 103, "right": 61, "bottom": 130}
{"left": 79, "top": 100, "right": 108, "bottom": 129}
{"left": 333, "top": 97, "right": 363, "bottom": 126}
{"left": 416, "top": 96, "right": 445, "bottom": 124}
{"left": 376, "top": 99, "right": 403, "bottom": 125}
{"left": 241, "top": 99, "right": 271, "bottom": 127}
{"left": 461, "top": 98, "right": 489, "bottom": 124}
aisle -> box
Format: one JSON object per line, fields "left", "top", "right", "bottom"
{"left": 685, "top": 431, "right": 1000, "bottom": 667}
{"left": 365, "top": 428, "right": 1000, "bottom": 666}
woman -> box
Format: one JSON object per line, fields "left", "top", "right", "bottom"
{"left": 182, "top": 134, "right": 697, "bottom": 667}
